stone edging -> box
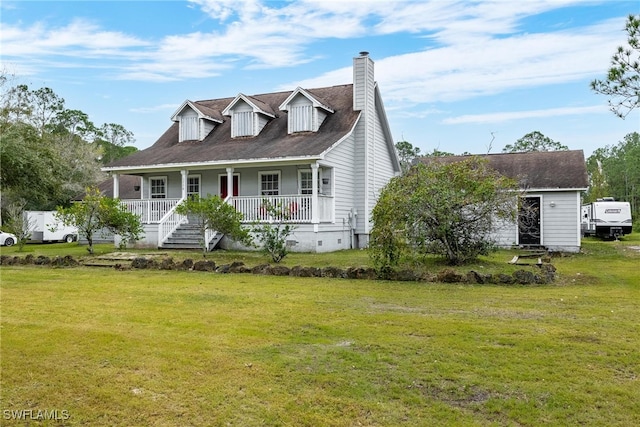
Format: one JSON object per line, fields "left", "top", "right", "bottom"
{"left": 1, "top": 254, "right": 557, "bottom": 284}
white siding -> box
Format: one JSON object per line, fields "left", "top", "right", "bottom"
{"left": 202, "top": 120, "right": 215, "bottom": 139}
{"left": 257, "top": 114, "right": 270, "bottom": 135}
{"left": 540, "top": 191, "right": 581, "bottom": 252}
{"left": 352, "top": 119, "right": 367, "bottom": 235}
{"left": 491, "top": 191, "right": 582, "bottom": 252}
{"left": 324, "top": 134, "right": 357, "bottom": 229}
{"left": 316, "top": 110, "right": 328, "bottom": 130}
{"left": 369, "top": 107, "right": 396, "bottom": 215}
{"left": 353, "top": 56, "right": 374, "bottom": 112}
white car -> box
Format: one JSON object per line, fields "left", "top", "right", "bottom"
{"left": 0, "top": 230, "right": 17, "bottom": 246}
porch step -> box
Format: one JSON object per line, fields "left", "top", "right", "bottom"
{"left": 207, "top": 232, "right": 224, "bottom": 251}
{"left": 162, "top": 223, "right": 202, "bottom": 249}
{"left": 161, "top": 223, "right": 224, "bottom": 251}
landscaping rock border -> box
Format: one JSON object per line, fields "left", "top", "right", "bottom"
{"left": 1, "top": 254, "right": 557, "bottom": 284}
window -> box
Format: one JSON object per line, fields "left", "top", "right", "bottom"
{"left": 290, "top": 105, "right": 313, "bottom": 132}
{"left": 260, "top": 171, "right": 280, "bottom": 196}
{"left": 150, "top": 177, "right": 167, "bottom": 199}
{"left": 233, "top": 111, "right": 253, "bottom": 137}
{"left": 180, "top": 115, "right": 198, "bottom": 141}
{"left": 299, "top": 170, "right": 313, "bottom": 195}
{"left": 187, "top": 175, "right": 200, "bottom": 199}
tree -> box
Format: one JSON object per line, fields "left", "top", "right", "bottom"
{"left": 50, "top": 109, "right": 96, "bottom": 139}
{"left": 0, "top": 122, "right": 65, "bottom": 210}
{"left": 94, "top": 123, "right": 138, "bottom": 165}
{"left": 175, "top": 195, "right": 252, "bottom": 256}
{"left": 2, "top": 199, "right": 35, "bottom": 251}
{"left": 251, "top": 200, "right": 297, "bottom": 263}
{"left": 395, "top": 141, "right": 421, "bottom": 174}
{"left": 55, "top": 188, "right": 144, "bottom": 254}
{"left": 585, "top": 132, "right": 640, "bottom": 223}
{"left": 370, "top": 158, "right": 518, "bottom": 269}
{"left": 585, "top": 147, "right": 611, "bottom": 202}
{"left": 502, "top": 131, "right": 568, "bottom": 153}
{"left": 600, "top": 133, "right": 639, "bottom": 216}
{"left": 423, "top": 148, "right": 455, "bottom": 157}
{"left": 591, "top": 14, "right": 640, "bottom": 118}
{"left": 1, "top": 84, "right": 32, "bottom": 126}
{"left": 30, "top": 87, "right": 65, "bottom": 135}
{"left": 0, "top": 82, "right": 131, "bottom": 211}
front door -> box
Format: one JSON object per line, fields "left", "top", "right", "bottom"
{"left": 220, "top": 175, "right": 239, "bottom": 199}
{"left": 518, "top": 196, "right": 541, "bottom": 246}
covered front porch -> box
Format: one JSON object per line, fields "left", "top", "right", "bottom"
{"left": 111, "top": 162, "right": 335, "bottom": 248}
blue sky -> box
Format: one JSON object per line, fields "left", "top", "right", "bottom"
{"left": 1, "top": 0, "right": 638, "bottom": 156}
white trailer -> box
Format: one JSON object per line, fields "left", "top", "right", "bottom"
{"left": 581, "top": 198, "right": 633, "bottom": 238}
{"left": 26, "top": 211, "right": 79, "bottom": 243}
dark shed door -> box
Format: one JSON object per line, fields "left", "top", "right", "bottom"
{"left": 518, "top": 196, "right": 541, "bottom": 246}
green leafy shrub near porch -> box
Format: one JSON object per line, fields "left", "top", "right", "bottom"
{"left": 175, "top": 195, "right": 253, "bottom": 255}
{"left": 251, "top": 199, "right": 297, "bottom": 263}
{"left": 55, "top": 187, "right": 143, "bottom": 254}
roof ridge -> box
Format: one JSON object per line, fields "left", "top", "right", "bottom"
{"left": 195, "top": 83, "right": 353, "bottom": 104}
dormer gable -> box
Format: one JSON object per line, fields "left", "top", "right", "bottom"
{"left": 171, "top": 100, "right": 223, "bottom": 142}
{"left": 222, "top": 94, "right": 276, "bottom": 138}
{"left": 279, "top": 87, "right": 334, "bottom": 133}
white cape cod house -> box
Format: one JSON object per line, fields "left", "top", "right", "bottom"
{"left": 103, "top": 53, "right": 401, "bottom": 252}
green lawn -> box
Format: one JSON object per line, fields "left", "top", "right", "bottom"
{"left": 1, "top": 235, "right": 639, "bottom": 426}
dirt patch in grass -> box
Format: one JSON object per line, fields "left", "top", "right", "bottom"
{"left": 412, "top": 379, "right": 494, "bottom": 407}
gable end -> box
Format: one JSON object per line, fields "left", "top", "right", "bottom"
{"left": 279, "top": 87, "right": 334, "bottom": 134}
{"left": 171, "top": 100, "right": 223, "bottom": 142}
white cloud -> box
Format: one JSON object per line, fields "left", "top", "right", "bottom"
{"left": 442, "top": 105, "right": 606, "bottom": 124}
{"left": 0, "top": 0, "right": 629, "bottom": 99}
{"left": 0, "top": 19, "right": 149, "bottom": 57}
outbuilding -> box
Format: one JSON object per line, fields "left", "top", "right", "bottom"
{"left": 419, "top": 150, "right": 589, "bottom": 253}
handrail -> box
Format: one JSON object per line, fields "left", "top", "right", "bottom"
{"left": 157, "top": 197, "right": 187, "bottom": 247}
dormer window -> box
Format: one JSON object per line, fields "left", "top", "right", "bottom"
{"left": 222, "top": 94, "right": 276, "bottom": 138}
{"left": 180, "top": 110, "right": 199, "bottom": 141}
{"left": 232, "top": 110, "right": 254, "bottom": 137}
{"left": 279, "top": 87, "right": 334, "bottom": 134}
{"left": 171, "top": 101, "right": 223, "bottom": 142}
{"left": 289, "top": 105, "right": 313, "bottom": 132}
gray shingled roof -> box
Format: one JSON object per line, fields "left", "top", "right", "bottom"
{"left": 420, "top": 150, "right": 589, "bottom": 190}
{"left": 106, "top": 84, "right": 359, "bottom": 169}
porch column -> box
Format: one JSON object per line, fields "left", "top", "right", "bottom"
{"left": 226, "top": 167, "right": 234, "bottom": 200}
{"left": 311, "top": 163, "right": 319, "bottom": 224}
{"left": 181, "top": 170, "right": 188, "bottom": 199}
{"left": 112, "top": 174, "right": 120, "bottom": 199}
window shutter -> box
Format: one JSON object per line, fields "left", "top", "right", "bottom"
{"left": 233, "top": 111, "right": 253, "bottom": 137}
{"left": 290, "top": 105, "right": 313, "bottom": 132}
{"left": 180, "top": 116, "right": 198, "bottom": 141}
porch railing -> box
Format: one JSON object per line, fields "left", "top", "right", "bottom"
{"left": 121, "top": 194, "right": 334, "bottom": 227}
{"left": 232, "top": 195, "right": 314, "bottom": 223}
{"left": 157, "top": 197, "right": 187, "bottom": 246}
{"left": 121, "top": 199, "right": 182, "bottom": 224}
